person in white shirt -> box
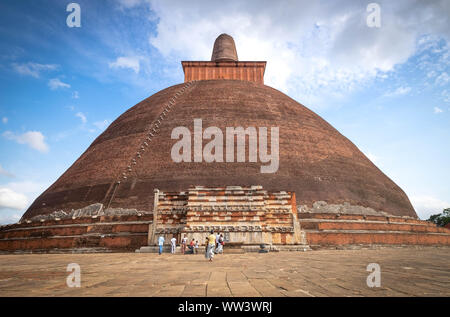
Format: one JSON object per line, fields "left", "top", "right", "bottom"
{"left": 181, "top": 235, "right": 188, "bottom": 254}
{"left": 215, "top": 233, "right": 221, "bottom": 251}
{"left": 194, "top": 240, "right": 199, "bottom": 254}
{"left": 216, "top": 234, "right": 224, "bottom": 254}
{"left": 158, "top": 236, "right": 165, "bottom": 255}
{"left": 170, "top": 236, "right": 177, "bottom": 254}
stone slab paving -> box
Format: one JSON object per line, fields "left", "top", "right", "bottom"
{"left": 0, "top": 247, "right": 449, "bottom": 297}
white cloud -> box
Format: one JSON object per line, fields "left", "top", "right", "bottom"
{"left": 435, "top": 72, "right": 450, "bottom": 86}
{"left": 93, "top": 119, "right": 111, "bottom": 130}
{"left": 427, "top": 70, "right": 437, "bottom": 78}
{"left": 0, "top": 181, "right": 50, "bottom": 224}
{"left": 48, "top": 78, "right": 71, "bottom": 90}
{"left": 0, "top": 213, "right": 21, "bottom": 225}
{"left": 0, "top": 165, "right": 14, "bottom": 178}
{"left": 410, "top": 195, "right": 450, "bottom": 220}
{"left": 117, "top": 0, "right": 143, "bottom": 8}
{"left": 384, "top": 86, "right": 411, "bottom": 97}
{"left": 142, "top": 0, "right": 450, "bottom": 105}
{"left": 12, "top": 62, "right": 58, "bottom": 78}
{"left": 0, "top": 188, "right": 28, "bottom": 210}
{"left": 2, "top": 117, "right": 7, "bottom": 124}
{"left": 3, "top": 130, "right": 49, "bottom": 153}
{"left": 75, "top": 112, "right": 87, "bottom": 124}
{"left": 109, "top": 56, "right": 141, "bottom": 73}
{"left": 72, "top": 91, "right": 80, "bottom": 99}
{"left": 433, "top": 106, "right": 444, "bottom": 113}
{"left": 6, "top": 181, "right": 48, "bottom": 195}
{"left": 442, "top": 89, "right": 450, "bottom": 103}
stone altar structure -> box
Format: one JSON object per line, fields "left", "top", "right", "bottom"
{"left": 148, "top": 185, "right": 307, "bottom": 246}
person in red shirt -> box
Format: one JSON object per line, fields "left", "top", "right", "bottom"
{"left": 188, "top": 238, "right": 195, "bottom": 254}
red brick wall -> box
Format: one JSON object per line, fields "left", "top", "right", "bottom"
{"left": 0, "top": 216, "right": 151, "bottom": 253}
{"left": 182, "top": 61, "right": 266, "bottom": 84}
{"left": 299, "top": 212, "right": 450, "bottom": 246}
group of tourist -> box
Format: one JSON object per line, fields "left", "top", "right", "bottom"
{"left": 171, "top": 235, "right": 198, "bottom": 254}
{"left": 157, "top": 230, "right": 225, "bottom": 261}
{"left": 156, "top": 235, "right": 198, "bottom": 255}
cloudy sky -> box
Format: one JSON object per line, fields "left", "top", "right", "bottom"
{"left": 0, "top": 0, "right": 449, "bottom": 223}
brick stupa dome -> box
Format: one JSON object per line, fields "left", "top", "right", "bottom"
{"left": 23, "top": 34, "right": 417, "bottom": 220}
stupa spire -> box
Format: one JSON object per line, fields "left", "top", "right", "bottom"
{"left": 182, "top": 33, "right": 266, "bottom": 84}
{"left": 211, "top": 33, "right": 238, "bottom": 62}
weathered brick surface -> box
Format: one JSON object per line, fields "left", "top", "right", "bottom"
{"left": 316, "top": 222, "right": 448, "bottom": 233}
{"left": 306, "top": 232, "right": 450, "bottom": 246}
{"left": 300, "top": 212, "right": 450, "bottom": 246}
{"left": 99, "top": 235, "right": 147, "bottom": 250}
{"left": 0, "top": 226, "right": 88, "bottom": 239}
{"left": 298, "top": 212, "right": 426, "bottom": 224}
{"left": 151, "top": 186, "right": 305, "bottom": 246}
{"left": 0, "top": 214, "right": 151, "bottom": 252}
{"left": 22, "top": 80, "right": 417, "bottom": 220}
{"left": 2, "top": 207, "right": 450, "bottom": 253}
{"left": 182, "top": 61, "right": 266, "bottom": 84}
{"left": 0, "top": 234, "right": 148, "bottom": 252}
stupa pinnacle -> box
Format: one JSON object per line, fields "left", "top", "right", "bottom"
{"left": 211, "top": 33, "right": 238, "bottom": 62}
{"left": 182, "top": 33, "right": 265, "bottom": 83}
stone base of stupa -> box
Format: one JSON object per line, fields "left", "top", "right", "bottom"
{"left": 1, "top": 186, "right": 449, "bottom": 254}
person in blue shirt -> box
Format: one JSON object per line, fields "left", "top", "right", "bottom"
{"left": 158, "top": 235, "right": 165, "bottom": 255}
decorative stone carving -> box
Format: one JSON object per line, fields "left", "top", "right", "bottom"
{"left": 28, "top": 203, "right": 151, "bottom": 223}
{"left": 297, "top": 201, "right": 401, "bottom": 217}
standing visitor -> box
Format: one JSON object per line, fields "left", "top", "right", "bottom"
{"left": 216, "top": 234, "right": 224, "bottom": 254}
{"left": 194, "top": 240, "right": 199, "bottom": 254}
{"left": 188, "top": 238, "right": 195, "bottom": 254}
{"left": 170, "top": 236, "right": 177, "bottom": 254}
{"left": 204, "top": 236, "right": 209, "bottom": 258}
{"left": 158, "top": 235, "right": 165, "bottom": 255}
{"left": 181, "top": 235, "right": 188, "bottom": 254}
{"left": 215, "top": 232, "right": 220, "bottom": 250}
{"left": 206, "top": 230, "right": 216, "bottom": 262}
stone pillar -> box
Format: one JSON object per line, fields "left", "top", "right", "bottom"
{"left": 148, "top": 188, "right": 160, "bottom": 245}
{"left": 292, "top": 211, "right": 304, "bottom": 244}
{"left": 290, "top": 192, "right": 305, "bottom": 244}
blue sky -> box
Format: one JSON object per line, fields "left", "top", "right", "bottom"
{"left": 0, "top": 0, "right": 449, "bottom": 223}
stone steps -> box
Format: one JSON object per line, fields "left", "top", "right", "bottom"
{"left": 135, "top": 244, "right": 310, "bottom": 253}
{"left": 136, "top": 245, "right": 246, "bottom": 254}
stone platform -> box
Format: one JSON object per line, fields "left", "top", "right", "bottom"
{"left": 0, "top": 247, "right": 449, "bottom": 297}
{"left": 299, "top": 213, "right": 450, "bottom": 247}
{"left": 1, "top": 209, "right": 449, "bottom": 254}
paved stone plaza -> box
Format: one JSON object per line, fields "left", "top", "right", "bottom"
{"left": 0, "top": 247, "right": 449, "bottom": 297}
